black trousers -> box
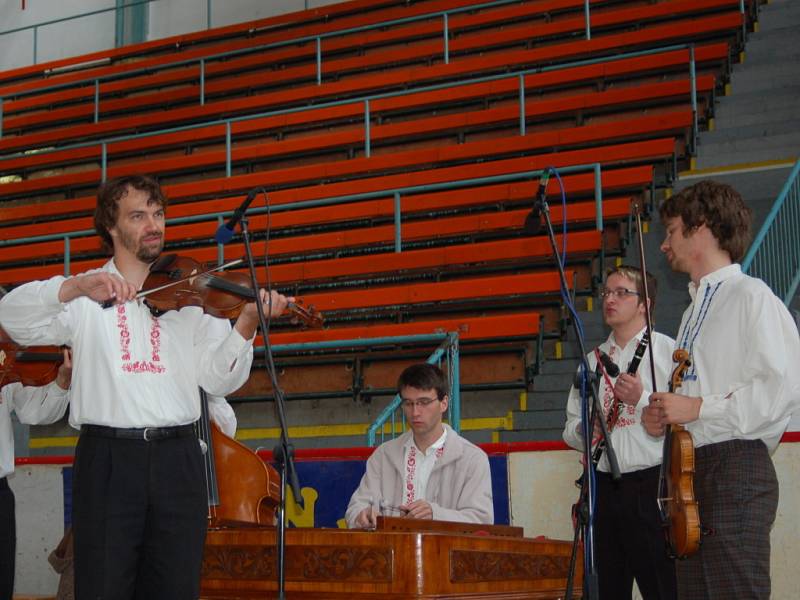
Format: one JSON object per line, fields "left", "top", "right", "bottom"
{"left": 72, "top": 431, "right": 207, "bottom": 600}
{"left": 594, "top": 465, "right": 677, "bottom": 600}
{"left": 0, "top": 478, "right": 14, "bottom": 600}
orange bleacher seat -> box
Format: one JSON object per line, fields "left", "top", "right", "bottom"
{"left": 0, "top": 42, "right": 728, "bottom": 158}
{"left": 1, "top": 75, "right": 715, "bottom": 178}
{"left": 0, "top": 6, "right": 738, "bottom": 143}
{"left": 0, "top": 109, "right": 692, "bottom": 199}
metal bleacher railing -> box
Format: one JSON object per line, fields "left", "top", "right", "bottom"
{"left": 741, "top": 159, "right": 800, "bottom": 306}
{"left": 0, "top": 0, "right": 728, "bottom": 140}
{"left": 0, "top": 0, "right": 563, "bottom": 137}
{"left": 0, "top": 41, "right": 706, "bottom": 175}
{"left": 0, "top": 163, "right": 607, "bottom": 279}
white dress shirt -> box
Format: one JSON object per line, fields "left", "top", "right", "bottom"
{"left": 674, "top": 264, "right": 800, "bottom": 453}
{"left": 402, "top": 427, "right": 447, "bottom": 504}
{"left": 563, "top": 328, "right": 675, "bottom": 473}
{"left": 1, "top": 381, "right": 69, "bottom": 478}
{"left": 0, "top": 260, "right": 253, "bottom": 429}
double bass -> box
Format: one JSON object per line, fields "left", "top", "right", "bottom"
{"left": 197, "top": 389, "right": 280, "bottom": 526}
{"left": 657, "top": 349, "right": 701, "bottom": 558}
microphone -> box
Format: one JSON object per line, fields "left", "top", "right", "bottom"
{"left": 523, "top": 168, "right": 551, "bottom": 235}
{"left": 597, "top": 351, "right": 620, "bottom": 378}
{"left": 215, "top": 188, "right": 260, "bottom": 244}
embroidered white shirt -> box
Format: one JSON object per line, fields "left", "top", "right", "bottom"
{"left": 0, "top": 260, "right": 254, "bottom": 429}
{"left": 563, "top": 327, "right": 675, "bottom": 473}
{"left": 402, "top": 427, "right": 447, "bottom": 504}
{"left": 675, "top": 264, "right": 800, "bottom": 452}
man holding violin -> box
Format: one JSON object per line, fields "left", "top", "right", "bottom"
{"left": 643, "top": 180, "right": 800, "bottom": 599}
{"left": 0, "top": 175, "right": 290, "bottom": 600}
{"left": 1, "top": 349, "right": 72, "bottom": 600}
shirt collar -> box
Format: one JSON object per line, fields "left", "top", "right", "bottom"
{"left": 607, "top": 325, "right": 648, "bottom": 354}
{"left": 688, "top": 263, "right": 741, "bottom": 299}
{"left": 406, "top": 425, "right": 448, "bottom": 456}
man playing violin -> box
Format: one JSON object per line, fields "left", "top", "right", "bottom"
{"left": 1, "top": 350, "right": 72, "bottom": 600}
{"left": 563, "top": 265, "right": 677, "bottom": 600}
{"left": 643, "top": 180, "right": 800, "bottom": 600}
{"left": 0, "top": 175, "right": 290, "bottom": 600}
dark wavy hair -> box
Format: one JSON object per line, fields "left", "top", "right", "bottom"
{"left": 659, "top": 180, "right": 752, "bottom": 263}
{"left": 397, "top": 363, "right": 449, "bottom": 399}
{"left": 94, "top": 175, "right": 167, "bottom": 253}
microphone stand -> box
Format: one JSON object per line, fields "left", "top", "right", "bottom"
{"left": 531, "top": 181, "right": 620, "bottom": 600}
{"left": 239, "top": 214, "right": 304, "bottom": 600}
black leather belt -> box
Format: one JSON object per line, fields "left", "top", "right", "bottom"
{"left": 81, "top": 423, "right": 196, "bottom": 441}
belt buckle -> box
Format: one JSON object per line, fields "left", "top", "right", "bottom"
{"left": 143, "top": 427, "right": 155, "bottom": 442}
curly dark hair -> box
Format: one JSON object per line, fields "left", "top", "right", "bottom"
{"left": 396, "top": 363, "right": 449, "bottom": 399}
{"left": 659, "top": 180, "right": 752, "bottom": 263}
{"left": 94, "top": 175, "right": 167, "bottom": 253}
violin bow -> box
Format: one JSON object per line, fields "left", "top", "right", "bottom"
{"left": 633, "top": 204, "right": 658, "bottom": 393}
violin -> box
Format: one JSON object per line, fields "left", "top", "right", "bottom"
{"left": 657, "top": 349, "right": 701, "bottom": 558}
{"left": 111, "top": 254, "right": 323, "bottom": 328}
{"left": 0, "top": 327, "right": 64, "bottom": 387}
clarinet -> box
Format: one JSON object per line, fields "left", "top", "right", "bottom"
{"left": 591, "top": 332, "right": 650, "bottom": 464}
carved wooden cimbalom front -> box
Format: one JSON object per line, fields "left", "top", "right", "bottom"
{"left": 203, "top": 544, "right": 393, "bottom": 583}
{"left": 450, "top": 549, "right": 571, "bottom": 583}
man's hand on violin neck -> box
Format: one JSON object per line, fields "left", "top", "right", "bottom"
{"left": 59, "top": 272, "right": 138, "bottom": 304}
{"left": 647, "top": 392, "right": 702, "bottom": 425}
{"left": 234, "top": 289, "right": 292, "bottom": 339}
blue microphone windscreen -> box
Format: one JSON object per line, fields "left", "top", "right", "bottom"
{"left": 214, "top": 225, "right": 235, "bottom": 245}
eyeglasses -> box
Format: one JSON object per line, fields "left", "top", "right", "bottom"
{"left": 598, "top": 287, "right": 640, "bottom": 299}
{"left": 400, "top": 397, "right": 439, "bottom": 410}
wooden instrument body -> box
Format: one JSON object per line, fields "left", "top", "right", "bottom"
{"left": 207, "top": 421, "right": 280, "bottom": 527}
{"left": 201, "top": 518, "right": 580, "bottom": 599}
{"left": 664, "top": 424, "right": 701, "bottom": 557}
{"left": 660, "top": 349, "right": 702, "bottom": 558}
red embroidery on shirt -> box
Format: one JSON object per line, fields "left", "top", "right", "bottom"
{"left": 116, "top": 305, "right": 165, "bottom": 374}
{"left": 405, "top": 444, "right": 444, "bottom": 504}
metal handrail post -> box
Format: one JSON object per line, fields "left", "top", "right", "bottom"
{"left": 394, "top": 191, "right": 402, "bottom": 252}
{"left": 518, "top": 74, "right": 526, "bottom": 136}
{"left": 94, "top": 80, "right": 100, "bottom": 123}
{"left": 64, "top": 237, "right": 71, "bottom": 277}
{"left": 316, "top": 38, "right": 322, "bottom": 85}
{"left": 200, "top": 59, "right": 206, "bottom": 106}
{"left": 364, "top": 99, "right": 371, "bottom": 158}
{"left": 443, "top": 13, "right": 450, "bottom": 64}
{"left": 217, "top": 215, "right": 225, "bottom": 266}
{"left": 101, "top": 143, "right": 108, "bottom": 182}
{"left": 584, "top": 0, "right": 591, "bottom": 40}
{"left": 225, "top": 121, "right": 232, "bottom": 177}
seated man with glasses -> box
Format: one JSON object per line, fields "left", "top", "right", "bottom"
{"left": 345, "top": 363, "right": 493, "bottom": 529}
{"left": 562, "top": 265, "right": 677, "bottom": 600}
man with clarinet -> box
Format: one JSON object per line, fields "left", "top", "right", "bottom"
{"left": 563, "top": 265, "right": 677, "bottom": 599}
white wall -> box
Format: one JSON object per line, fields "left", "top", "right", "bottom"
{"left": 0, "top": 0, "right": 342, "bottom": 72}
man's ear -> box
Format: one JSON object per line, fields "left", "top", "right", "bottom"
{"left": 440, "top": 394, "right": 449, "bottom": 414}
